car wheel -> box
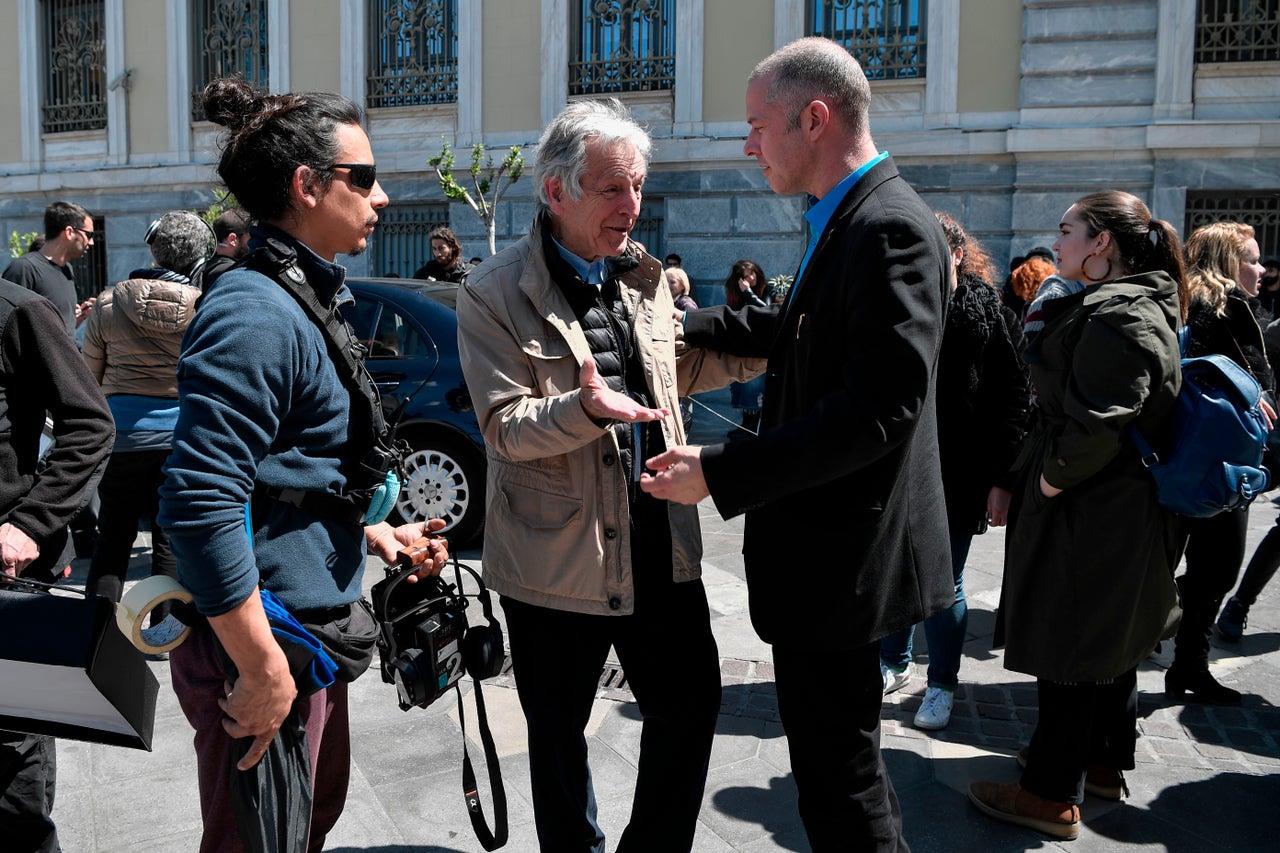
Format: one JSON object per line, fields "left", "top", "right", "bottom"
{"left": 393, "top": 432, "right": 486, "bottom": 546}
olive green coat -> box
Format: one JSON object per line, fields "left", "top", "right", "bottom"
{"left": 1001, "top": 271, "right": 1183, "bottom": 682}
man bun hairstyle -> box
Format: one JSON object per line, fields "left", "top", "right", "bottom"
{"left": 202, "top": 77, "right": 365, "bottom": 223}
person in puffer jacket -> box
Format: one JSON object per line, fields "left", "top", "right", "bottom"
{"left": 81, "top": 210, "right": 208, "bottom": 629}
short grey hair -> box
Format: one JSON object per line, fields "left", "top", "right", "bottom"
{"left": 148, "top": 211, "right": 212, "bottom": 277}
{"left": 534, "top": 98, "right": 652, "bottom": 215}
{"left": 750, "top": 37, "right": 871, "bottom": 139}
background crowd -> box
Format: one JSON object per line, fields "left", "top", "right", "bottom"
{"left": 3, "top": 34, "right": 1280, "bottom": 853}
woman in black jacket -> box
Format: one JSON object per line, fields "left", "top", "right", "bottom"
{"left": 1167, "top": 221, "right": 1275, "bottom": 705}
{"left": 879, "top": 213, "right": 1031, "bottom": 731}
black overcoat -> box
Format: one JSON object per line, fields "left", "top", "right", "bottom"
{"left": 683, "top": 156, "right": 954, "bottom": 649}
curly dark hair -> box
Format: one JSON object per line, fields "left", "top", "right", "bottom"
{"left": 934, "top": 212, "right": 997, "bottom": 286}
{"left": 202, "top": 77, "right": 365, "bottom": 223}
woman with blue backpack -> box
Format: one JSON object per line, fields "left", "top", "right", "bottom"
{"left": 970, "top": 191, "right": 1188, "bottom": 839}
{"left": 1166, "top": 221, "right": 1274, "bottom": 705}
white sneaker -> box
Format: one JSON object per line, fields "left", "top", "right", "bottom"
{"left": 880, "top": 662, "right": 914, "bottom": 695}
{"left": 914, "top": 686, "right": 955, "bottom": 730}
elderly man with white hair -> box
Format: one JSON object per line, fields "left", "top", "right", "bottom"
{"left": 456, "top": 98, "right": 762, "bottom": 853}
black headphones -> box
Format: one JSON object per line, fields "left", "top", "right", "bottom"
{"left": 456, "top": 562, "right": 506, "bottom": 680}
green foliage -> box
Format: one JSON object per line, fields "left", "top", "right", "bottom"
{"left": 428, "top": 137, "right": 524, "bottom": 255}
{"left": 9, "top": 230, "right": 40, "bottom": 259}
{"left": 768, "top": 273, "right": 794, "bottom": 300}
{"left": 198, "top": 191, "right": 241, "bottom": 227}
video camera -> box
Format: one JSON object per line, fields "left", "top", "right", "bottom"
{"left": 369, "top": 536, "right": 505, "bottom": 711}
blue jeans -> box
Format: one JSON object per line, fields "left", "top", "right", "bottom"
{"left": 879, "top": 532, "right": 971, "bottom": 690}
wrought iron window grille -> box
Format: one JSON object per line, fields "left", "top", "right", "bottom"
{"left": 1195, "top": 0, "right": 1279, "bottom": 64}
{"left": 807, "top": 0, "right": 927, "bottom": 81}
{"left": 367, "top": 0, "right": 460, "bottom": 108}
{"left": 569, "top": 0, "right": 675, "bottom": 96}
{"left": 191, "top": 0, "right": 269, "bottom": 121}
{"left": 42, "top": 0, "right": 107, "bottom": 134}
{"left": 1185, "top": 191, "right": 1280, "bottom": 261}
{"left": 369, "top": 204, "right": 451, "bottom": 278}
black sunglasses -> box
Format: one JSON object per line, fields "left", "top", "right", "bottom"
{"left": 329, "top": 162, "right": 377, "bottom": 190}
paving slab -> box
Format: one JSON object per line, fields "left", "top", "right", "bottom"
{"left": 37, "top": 387, "right": 1280, "bottom": 851}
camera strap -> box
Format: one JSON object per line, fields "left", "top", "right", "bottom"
{"left": 238, "top": 238, "right": 402, "bottom": 525}
{"left": 453, "top": 677, "right": 508, "bottom": 850}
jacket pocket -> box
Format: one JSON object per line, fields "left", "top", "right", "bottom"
{"left": 521, "top": 335, "right": 576, "bottom": 396}
{"left": 497, "top": 475, "right": 582, "bottom": 530}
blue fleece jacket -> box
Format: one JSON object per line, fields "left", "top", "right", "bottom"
{"left": 158, "top": 225, "right": 366, "bottom": 616}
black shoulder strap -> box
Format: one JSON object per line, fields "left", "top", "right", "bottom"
{"left": 239, "top": 241, "right": 401, "bottom": 501}
{"left": 453, "top": 678, "right": 508, "bottom": 850}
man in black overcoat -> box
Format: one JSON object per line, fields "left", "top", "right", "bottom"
{"left": 641, "top": 37, "right": 954, "bottom": 851}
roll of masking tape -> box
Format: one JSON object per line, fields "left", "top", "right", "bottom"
{"left": 116, "top": 575, "right": 195, "bottom": 654}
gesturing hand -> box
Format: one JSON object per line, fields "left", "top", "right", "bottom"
{"left": 639, "top": 446, "right": 710, "bottom": 505}
{"left": 579, "top": 357, "right": 669, "bottom": 423}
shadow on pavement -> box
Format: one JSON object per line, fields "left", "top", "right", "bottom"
{"left": 711, "top": 773, "right": 808, "bottom": 853}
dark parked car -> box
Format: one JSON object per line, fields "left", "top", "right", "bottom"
{"left": 342, "top": 277, "right": 486, "bottom": 546}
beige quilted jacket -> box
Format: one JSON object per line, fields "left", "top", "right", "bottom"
{"left": 82, "top": 277, "right": 201, "bottom": 397}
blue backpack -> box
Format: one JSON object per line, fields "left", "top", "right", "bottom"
{"left": 1127, "top": 327, "right": 1270, "bottom": 517}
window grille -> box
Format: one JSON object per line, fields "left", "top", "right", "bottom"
{"left": 42, "top": 0, "right": 107, "bottom": 133}
{"left": 369, "top": 204, "right": 451, "bottom": 278}
{"left": 1196, "top": 1, "right": 1279, "bottom": 63}
{"left": 69, "top": 216, "right": 107, "bottom": 302}
{"left": 191, "top": 0, "right": 269, "bottom": 121}
{"left": 807, "top": 0, "right": 927, "bottom": 80}
{"left": 570, "top": 0, "right": 674, "bottom": 96}
{"left": 367, "top": 0, "right": 459, "bottom": 108}
{"left": 632, "top": 198, "right": 665, "bottom": 260}
{"left": 1185, "top": 191, "right": 1280, "bottom": 260}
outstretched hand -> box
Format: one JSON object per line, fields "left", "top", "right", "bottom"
{"left": 639, "top": 446, "right": 710, "bottom": 505}
{"left": 579, "top": 357, "right": 669, "bottom": 423}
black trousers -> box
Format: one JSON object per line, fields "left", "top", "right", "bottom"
{"left": 1233, "top": 510, "right": 1280, "bottom": 607}
{"left": 773, "top": 641, "right": 909, "bottom": 852}
{"left": 0, "top": 731, "right": 58, "bottom": 853}
{"left": 502, "top": 575, "right": 721, "bottom": 853}
{"left": 85, "top": 449, "right": 177, "bottom": 618}
{"left": 1020, "top": 667, "right": 1138, "bottom": 804}
{"left": 1174, "top": 508, "right": 1250, "bottom": 671}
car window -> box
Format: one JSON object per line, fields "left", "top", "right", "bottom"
{"left": 345, "top": 294, "right": 380, "bottom": 344}
{"left": 371, "top": 303, "right": 426, "bottom": 358}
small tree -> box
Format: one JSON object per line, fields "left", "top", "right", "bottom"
{"left": 428, "top": 138, "right": 524, "bottom": 256}
{"left": 9, "top": 230, "right": 40, "bottom": 259}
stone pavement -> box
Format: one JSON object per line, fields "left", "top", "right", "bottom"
{"left": 48, "top": 387, "right": 1280, "bottom": 852}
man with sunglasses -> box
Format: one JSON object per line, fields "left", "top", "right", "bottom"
{"left": 2, "top": 201, "right": 98, "bottom": 339}
{"left": 158, "top": 79, "right": 448, "bottom": 852}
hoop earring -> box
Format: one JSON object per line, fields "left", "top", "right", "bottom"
{"left": 1082, "top": 252, "right": 1112, "bottom": 283}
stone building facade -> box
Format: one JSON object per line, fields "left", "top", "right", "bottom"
{"left": 0, "top": 1, "right": 1275, "bottom": 305}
